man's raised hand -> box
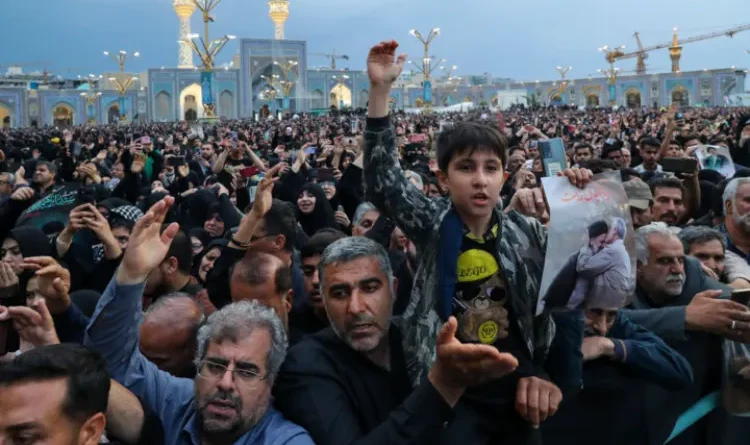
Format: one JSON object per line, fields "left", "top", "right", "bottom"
{"left": 428, "top": 316, "right": 518, "bottom": 406}
{"left": 115, "top": 196, "right": 179, "bottom": 285}
{"left": 367, "top": 41, "right": 407, "bottom": 87}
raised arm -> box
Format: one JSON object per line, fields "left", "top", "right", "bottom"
{"left": 84, "top": 196, "right": 194, "bottom": 420}
{"left": 364, "top": 41, "right": 439, "bottom": 248}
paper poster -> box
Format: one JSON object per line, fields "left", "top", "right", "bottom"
{"left": 539, "top": 138, "right": 567, "bottom": 177}
{"left": 537, "top": 171, "right": 636, "bottom": 315}
{"left": 694, "top": 145, "right": 736, "bottom": 178}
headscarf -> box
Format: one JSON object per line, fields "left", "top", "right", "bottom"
{"left": 297, "top": 183, "right": 337, "bottom": 237}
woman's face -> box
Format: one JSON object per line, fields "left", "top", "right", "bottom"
{"left": 152, "top": 180, "right": 164, "bottom": 190}
{"left": 321, "top": 182, "right": 336, "bottom": 200}
{"left": 191, "top": 236, "right": 204, "bottom": 256}
{"left": 199, "top": 247, "right": 222, "bottom": 282}
{"left": 297, "top": 190, "right": 316, "bottom": 214}
{"left": 341, "top": 156, "right": 352, "bottom": 170}
{"left": 26, "top": 277, "right": 42, "bottom": 307}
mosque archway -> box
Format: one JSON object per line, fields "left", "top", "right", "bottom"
{"left": 154, "top": 91, "right": 172, "bottom": 121}
{"left": 586, "top": 93, "right": 600, "bottom": 107}
{"left": 625, "top": 89, "right": 642, "bottom": 108}
{"left": 310, "top": 89, "right": 325, "bottom": 110}
{"left": 219, "top": 90, "right": 235, "bottom": 119}
{"left": 414, "top": 98, "right": 425, "bottom": 108}
{"left": 0, "top": 103, "right": 11, "bottom": 128}
{"left": 671, "top": 86, "right": 689, "bottom": 107}
{"left": 550, "top": 93, "right": 563, "bottom": 105}
{"left": 52, "top": 103, "right": 74, "bottom": 127}
{"left": 330, "top": 83, "right": 352, "bottom": 108}
{"left": 179, "top": 83, "right": 203, "bottom": 121}
{"left": 463, "top": 96, "right": 472, "bottom": 103}
{"left": 107, "top": 103, "right": 121, "bottom": 124}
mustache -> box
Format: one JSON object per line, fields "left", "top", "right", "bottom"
{"left": 204, "top": 391, "right": 241, "bottom": 410}
{"left": 345, "top": 313, "right": 377, "bottom": 331}
{"left": 665, "top": 273, "right": 685, "bottom": 285}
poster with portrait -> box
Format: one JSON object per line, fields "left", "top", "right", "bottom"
{"left": 536, "top": 171, "right": 636, "bottom": 315}
{"left": 694, "top": 145, "right": 736, "bottom": 178}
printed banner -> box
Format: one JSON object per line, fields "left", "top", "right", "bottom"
{"left": 537, "top": 171, "right": 636, "bottom": 314}
{"left": 694, "top": 145, "right": 736, "bottom": 178}
{"left": 424, "top": 80, "right": 432, "bottom": 103}
{"left": 201, "top": 71, "right": 214, "bottom": 106}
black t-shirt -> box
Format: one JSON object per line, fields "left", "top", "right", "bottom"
{"left": 455, "top": 219, "right": 534, "bottom": 409}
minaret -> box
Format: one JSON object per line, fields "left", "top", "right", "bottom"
{"left": 174, "top": 0, "right": 196, "bottom": 68}
{"left": 268, "top": 0, "right": 289, "bottom": 40}
{"left": 669, "top": 27, "right": 683, "bottom": 73}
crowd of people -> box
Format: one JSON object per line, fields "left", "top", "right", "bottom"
{"left": 1, "top": 39, "right": 750, "bottom": 445}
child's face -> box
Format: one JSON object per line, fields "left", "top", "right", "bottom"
{"left": 438, "top": 149, "right": 504, "bottom": 222}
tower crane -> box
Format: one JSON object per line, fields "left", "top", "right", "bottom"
{"left": 617, "top": 24, "right": 750, "bottom": 74}
{"left": 311, "top": 49, "right": 349, "bottom": 70}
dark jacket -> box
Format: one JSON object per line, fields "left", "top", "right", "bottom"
{"left": 273, "top": 327, "right": 454, "bottom": 445}
{"left": 542, "top": 312, "right": 693, "bottom": 445}
{"left": 622, "top": 256, "right": 750, "bottom": 445}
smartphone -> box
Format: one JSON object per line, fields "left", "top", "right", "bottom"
{"left": 731, "top": 289, "right": 750, "bottom": 306}
{"left": 168, "top": 156, "right": 185, "bottom": 167}
{"left": 661, "top": 157, "right": 698, "bottom": 174}
{"left": 318, "top": 168, "right": 335, "bottom": 182}
{"left": 305, "top": 146, "right": 317, "bottom": 155}
{"left": 240, "top": 166, "right": 259, "bottom": 178}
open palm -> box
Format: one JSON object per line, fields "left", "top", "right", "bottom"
{"left": 367, "top": 40, "right": 407, "bottom": 86}
{"left": 116, "top": 196, "right": 180, "bottom": 285}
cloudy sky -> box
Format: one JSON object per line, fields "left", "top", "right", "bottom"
{"left": 2, "top": 0, "right": 749, "bottom": 83}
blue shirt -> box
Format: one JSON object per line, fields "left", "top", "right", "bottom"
{"left": 84, "top": 278, "right": 314, "bottom": 445}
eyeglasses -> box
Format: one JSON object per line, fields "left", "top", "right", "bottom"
{"left": 197, "top": 359, "right": 268, "bottom": 383}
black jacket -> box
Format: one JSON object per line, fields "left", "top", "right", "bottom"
{"left": 273, "top": 327, "right": 454, "bottom": 445}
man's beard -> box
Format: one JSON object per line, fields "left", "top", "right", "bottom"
{"left": 734, "top": 210, "right": 750, "bottom": 234}
{"left": 653, "top": 273, "right": 686, "bottom": 303}
{"left": 328, "top": 312, "right": 387, "bottom": 353}
{"left": 197, "top": 389, "right": 267, "bottom": 439}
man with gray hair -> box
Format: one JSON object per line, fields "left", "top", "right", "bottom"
{"left": 85, "top": 196, "right": 313, "bottom": 445}
{"left": 679, "top": 225, "right": 750, "bottom": 289}
{"left": 621, "top": 223, "right": 750, "bottom": 444}
{"left": 274, "top": 236, "right": 519, "bottom": 445}
{"left": 720, "top": 177, "right": 750, "bottom": 269}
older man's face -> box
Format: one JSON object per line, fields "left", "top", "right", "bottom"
{"left": 637, "top": 234, "right": 686, "bottom": 303}
{"left": 194, "top": 331, "right": 273, "bottom": 441}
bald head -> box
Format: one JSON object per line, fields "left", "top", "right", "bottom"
{"left": 230, "top": 250, "right": 293, "bottom": 332}
{"left": 139, "top": 293, "right": 204, "bottom": 378}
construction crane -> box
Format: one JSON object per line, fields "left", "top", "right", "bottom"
{"left": 312, "top": 49, "right": 349, "bottom": 70}
{"left": 617, "top": 24, "right": 750, "bottom": 74}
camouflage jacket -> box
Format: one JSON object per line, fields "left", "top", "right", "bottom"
{"left": 363, "top": 116, "right": 555, "bottom": 385}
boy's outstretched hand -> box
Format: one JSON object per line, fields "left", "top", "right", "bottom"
{"left": 367, "top": 40, "right": 407, "bottom": 88}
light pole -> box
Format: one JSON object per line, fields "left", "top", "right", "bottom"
{"left": 409, "top": 27, "right": 441, "bottom": 111}
{"left": 273, "top": 59, "right": 298, "bottom": 111}
{"left": 103, "top": 50, "right": 140, "bottom": 122}
{"left": 597, "top": 67, "right": 621, "bottom": 105}
{"left": 181, "top": 0, "right": 235, "bottom": 120}
{"left": 438, "top": 65, "right": 458, "bottom": 105}
{"left": 79, "top": 74, "right": 103, "bottom": 123}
